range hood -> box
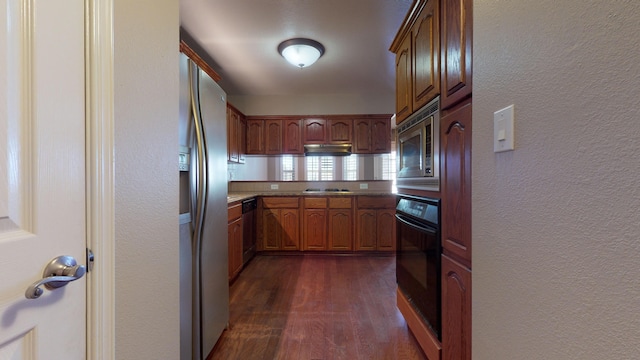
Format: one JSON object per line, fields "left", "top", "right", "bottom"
{"left": 304, "top": 144, "right": 352, "bottom": 156}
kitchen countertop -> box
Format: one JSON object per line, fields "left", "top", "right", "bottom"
{"left": 227, "top": 191, "right": 396, "bottom": 205}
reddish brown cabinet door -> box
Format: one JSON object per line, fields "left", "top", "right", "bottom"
{"left": 441, "top": 99, "right": 472, "bottom": 267}
{"left": 227, "top": 217, "right": 243, "bottom": 280}
{"left": 265, "top": 119, "right": 282, "bottom": 155}
{"left": 412, "top": 0, "right": 440, "bottom": 111}
{"left": 376, "top": 209, "right": 396, "bottom": 251}
{"left": 227, "top": 107, "right": 240, "bottom": 162}
{"left": 395, "top": 34, "right": 413, "bottom": 124}
{"left": 283, "top": 119, "right": 303, "bottom": 154}
{"left": 239, "top": 116, "right": 246, "bottom": 163}
{"left": 328, "top": 119, "right": 352, "bottom": 144}
{"left": 328, "top": 209, "right": 352, "bottom": 250}
{"left": 353, "top": 118, "right": 371, "bottom": 153}
{"left": 281, "top": 208, "right": 300, "bottom": 250}
{"left": 303, "top": 118, "right": 327, "bottom": 144}
{"left": 304, "top": 209, "right": 327, "bottom": 250}
{"left": 441, "top": 254, "right": 471, "bottom": 360}
{"left": 262, "top": 209, "right": 281, "bottom": 250}
{"left": 246, "top": 119, "right": 264, "bottom": 154}
{"left": 440, "top": 0, "right": 472, "bottom": 109}
{"left": 370, "top": 117, "right": 391, "bottom": 153}
{"left": 355, "top": 209, "right": 377, "bottom": 250}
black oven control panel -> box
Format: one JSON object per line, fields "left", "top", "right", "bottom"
{"left": 396, "top": 197, "right": 439, "bottom": 226}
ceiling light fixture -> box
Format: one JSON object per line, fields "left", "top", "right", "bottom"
{"left": 277, "top": 38, "right": 325, "bottom": 69}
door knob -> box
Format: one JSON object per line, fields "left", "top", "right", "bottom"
{"left": 25, "top": 255, "right": 86, "bottom": 299}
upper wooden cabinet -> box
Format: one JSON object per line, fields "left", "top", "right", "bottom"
{"left": 395, "top": 35, "right": 413, "bottom": 124}
{"left": 413, "top": 0, "right": 440, "bottom": 111}
{"left": 303, "top": 118, "right": 327, "bottom": 144}
{"left": 391, "top": 0, "right": 440, "bottom": 124}
{"left": 328, "top": 119, "right": 352, "bottom": 144}
{"left": 246, "top": 119, "right": 264, "bottom": 154}
{"left": 354, "top": 116, "right": 392, "bottom": 154}
{"left": 440, "top": 0, "right": 472, "bottom": 109}
{"left": 283, "top": 119, "right": 303, "bottom": 154}
{"left": 227, "top": 104, "right": 245, "bottom": 163}
{"left": 264, "top": 119, "right": 282, "bottom": 155}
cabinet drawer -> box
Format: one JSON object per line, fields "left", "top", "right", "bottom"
{"left": 304, "top": 197, "right": 328, "bottom": 209}
{"left": 357, "top": 196, "right": 396, "bottom": 209}
{"left": 329, "top": 197, "right": 352, "bottom": 209}
{"left": 262, "top": 197, "right": 299, "bottom": 209}
{"left": 228, "top": 203, "right": 242, "bottom": 222}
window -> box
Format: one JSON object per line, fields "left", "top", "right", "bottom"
{"left": 343, "top": 155, "right": 358, "bottom": 180}
{"left": 281, "top": 155, "right": 295, "bottom": 180}
{"left": 305, "top": 156, "right": 334, "bottom": 180}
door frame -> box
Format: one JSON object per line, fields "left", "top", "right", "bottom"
{"left": 86, "top": 1, "right": 116, "bottom": 359}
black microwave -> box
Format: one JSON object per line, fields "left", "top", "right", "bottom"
{"left": 397, "top": 97, "right": 439, "bottom": 179}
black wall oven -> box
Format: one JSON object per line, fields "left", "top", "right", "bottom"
{"left": 396, "top": 194, "right": 441, "bottom": 340}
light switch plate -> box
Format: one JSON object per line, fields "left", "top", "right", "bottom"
{"left": 270, "top": 184, "right": 279, "bottom": 190}
{"left": 494, "top": 105, "right": 515, "bottom": 152}
{"left": 359, "top": 183, "right": 368, "bottom": 189}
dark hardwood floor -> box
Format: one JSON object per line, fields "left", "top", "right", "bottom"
{"left": 209, "top": 254, "right": 427, "bottom": 360}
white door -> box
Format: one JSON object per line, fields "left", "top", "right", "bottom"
{"left": 0, "top": 0, "right": 87, "bottom": 358}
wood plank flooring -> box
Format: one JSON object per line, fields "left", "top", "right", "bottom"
{"left": 208, "top": 254, "right": 427, "bottom": 360}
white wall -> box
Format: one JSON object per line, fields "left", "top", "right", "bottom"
{"left": 473, "top": 1, "right": 640, "bottom": 359}
{"left": 113, "top": 1, "right": 180, "bottom": 359}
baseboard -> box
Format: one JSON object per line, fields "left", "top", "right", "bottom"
{"left": 397, "top": 288, "right": 441, "bottom": 360}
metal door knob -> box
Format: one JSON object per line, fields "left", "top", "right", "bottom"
{"left": 25, "top": 255, "right": 86, "bottom": 299}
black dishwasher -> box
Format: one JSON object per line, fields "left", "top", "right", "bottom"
{"left": 241, "top": 198, "right": 257, "bottom": 265}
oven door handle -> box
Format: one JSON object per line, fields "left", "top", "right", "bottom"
{"left": 395, "top": 214, "right": 438, "bottom": 235}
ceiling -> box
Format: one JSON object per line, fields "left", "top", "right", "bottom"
{"left": 180, "top": 0, "right": 414, "bottom": 98}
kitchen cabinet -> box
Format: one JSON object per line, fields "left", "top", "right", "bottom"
{"left": 353, "top": 116, "right": 392, "bottom": 154}
{"left": 392, "top": 0, "right": 440, "bottom": 124}
{"left": 355, "top": 196, "right": 396, "bottom": 251}
{"left": 303, "top": 197, "right": 327, "bottom": 250}
{"left": 394, "top": 34, "right": 412, "bottom": 124}
{"left": 246, "top": 119, "right": 264, "bottom": 154}
{"left": 441, "top": 99, "right": 472, "bottom": 267}
{"left": 227, "top": 203, "right": 243, "bottom": 281}
{"left": 283, "top": 119, "right": 303, "bottom": 154}
{"left": 227, "top": 104, "right": 246, "bottom": 163}
{"left": 440, "top": 0, "right": 472, "bottom": 110}
{"left": 412, "top": 0, "right": 440, "bottom": 112}
{"left": 303, "top": 118, "right": 327, "bottom": 144}
{"left": 441, "top": 254, "right": 471, "bottom": 360}
{"left": 328, "top": 197, "right": 353, "bottom": 251}
{"left": 239, "top": 116, "right": 246, "bottom": 163}
{"left": 260, "top": 197, "right": 300, "bottom": 251}
{"left": 265, "top": 119, "right": 282, "bottom": 155}
{"left": 328, "top": 119, "right": 352, "bottom": 144}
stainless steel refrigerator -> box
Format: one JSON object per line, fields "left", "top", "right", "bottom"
{"left": 179, "top": 53, "right": 229, "bottom": 360}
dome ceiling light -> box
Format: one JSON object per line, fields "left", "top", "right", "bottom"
{"left": 277, "top": 38, "right": 325, "bottom": 69}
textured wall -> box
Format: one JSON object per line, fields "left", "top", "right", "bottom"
{"left": 473, "top": 1, "right": 640, "bottom": 359}
{"left": 114, "top": 0, "right": 180, "bottom": 359}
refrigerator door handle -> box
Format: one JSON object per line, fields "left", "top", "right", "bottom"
{"left": 187, "top": 59, "right": 207, "bottom": 359}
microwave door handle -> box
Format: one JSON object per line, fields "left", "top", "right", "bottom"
{"left": 395, "top": 214, "right": 437, "bottom": 235}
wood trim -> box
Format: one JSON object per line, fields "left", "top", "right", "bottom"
{"left": 179, "top": 40, "right": 222, "bottom": 83}
{"left": 397, "top": 288, "right": 442, "bottom": 360}
{"left": 87, "top": 0, "right": 116, "bottom": 358}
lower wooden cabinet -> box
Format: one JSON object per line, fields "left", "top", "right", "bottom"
{"left": 260, "top": 197, "right": 300, "bottom": 251}
{"left": 227, "top": 203, "right": 243, "bottom": 281}
{"left": 441, "top": 254, "right": 471, "bottom": 360}
{"left": 328, "top": 209, "right": 352, "bottom": 250}
{"left": 303, "top": 209, "right": 327, "bottom": 250}
{"left": 355, "top": 196, "right": 396, "bottom": 251}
